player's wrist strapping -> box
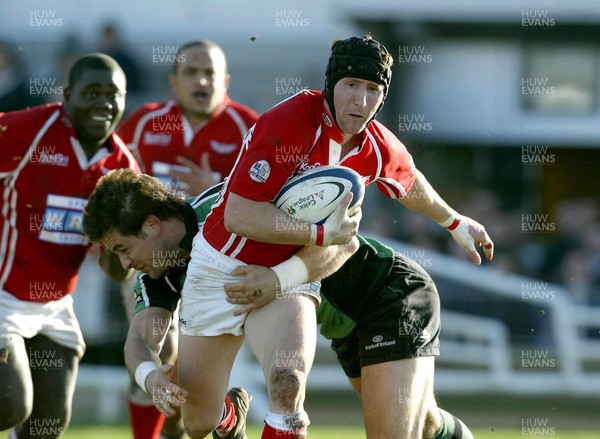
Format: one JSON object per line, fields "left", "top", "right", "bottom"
{"left": 309, "top": 224, "right": 325, "bottom": 246}
{"left": 135, "top": 361, "right": 158, "bottom": 394}
{"left": 438, "top": 212, "right": 477, "bottom": 252}
{"left": 271, "top": 255, "right": 309, "bottom": 291}
{"left": 437, "top": 213, "right": 460, "bottom": 230}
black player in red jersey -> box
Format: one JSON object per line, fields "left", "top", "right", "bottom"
{"left": 0, "top": 53, "right": 138, "bottom": 439}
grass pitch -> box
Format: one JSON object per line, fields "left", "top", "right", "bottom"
{"left": 53, "top": 424, "right": 597, "bottom": 438}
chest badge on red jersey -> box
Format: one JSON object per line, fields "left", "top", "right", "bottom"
{"left": 249, "top": 160, "right": 271, "bottom": 183}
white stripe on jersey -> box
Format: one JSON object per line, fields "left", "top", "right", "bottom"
{"left": 164, "top": 276, "right": 179, "bottom": 293}
{"left": 328, "top": 138, "right": 342, "bottom": 165}
{"left": 225, "top": 107, "right": 250, "bottom": 141}
{"left": 0, "top": 109, "right": 60, "bottom": 290}
{"left": 312, "top": 125, "right": 322, "bottom": 149}
{"left": 365, "top": 129, "right": 383, "bottom": 180}
{"left": 229, "top": 236, "right": 247, "bottom": 259}
{"left": 220, "top": 233, "right": 240, "bottom": 255}
{"left": 189, "top": 183, "right": 222, "bottom": 227}
{"left": 131, "top": 100, "right": 177, "bottom": 152}
{"left": 139, "top": 274, "right": 151, "bottom": 308}
{"left": 376, "top": 177, "right": 408, "bottom": 198}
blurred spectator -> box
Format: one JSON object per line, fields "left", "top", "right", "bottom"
{"left": 0, "top": 40, "right": 45, "bottom": 111}
{"left": 54, "top": 33, "right": 84, "bottom": 89}
{"left": 97, "top": 21, "right": 145, "bottom": 94}
{"left": 364, "top": 183, "right": 599, "bottom": 309}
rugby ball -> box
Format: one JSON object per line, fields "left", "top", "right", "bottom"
{"left": 274, "top": 165, "right": 365, "bottom": 224}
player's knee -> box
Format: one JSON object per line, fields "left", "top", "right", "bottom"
{"left": 269, "top": 367, "right": 306, "bottom": 411}
{"left": 0, "top": 377, "right": 33, "bottom": 429}
{"left": 183, "top": 412, "right": 221, "bottom": 439}
{"left": 0, "top": 400, "right": 32, "bottom": 431}
{"left": 423, "top": 408, "right": 442, "bottom": 439}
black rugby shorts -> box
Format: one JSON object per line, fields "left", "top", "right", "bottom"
{"left": 331, "top": 253, "right": 441, "bottom": 378}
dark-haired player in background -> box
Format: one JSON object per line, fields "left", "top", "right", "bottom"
{"left": 118, "top": 39, "right": 258, "bottom": 196}
{"left": 0, "top": 53, "right": 138, "bottom": 438}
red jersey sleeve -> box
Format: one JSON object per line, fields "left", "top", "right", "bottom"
{"left": 227, "top": 93, "right": 315, "bottom": 202}
{"left": 370, "top": 121, "right": 417, "bottom": 199}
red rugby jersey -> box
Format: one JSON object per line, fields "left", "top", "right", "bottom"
{"left": 0, "top": 103, "right": 139, "bottom": 302}
{"left": 117, "top": 97, "right": 258, "bottom": 188}
{"left": 202, "top": 90, "right": 416, "bottom": 266}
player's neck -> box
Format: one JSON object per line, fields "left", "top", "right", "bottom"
{"left": 182, "top": 110, "right": 209, "bottom": 131}
{"left": 168, "top": 219, "right": 191, "bottom": 259}
{"left": 340, "top": 133, "right": 361, "bottom": 159}
{"left": 80, "top": 140, "right": 106, "bottom": 160}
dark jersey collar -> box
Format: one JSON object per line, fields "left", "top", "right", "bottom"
{"left": 178, "top": 203, "right": 199, "bottom": 252}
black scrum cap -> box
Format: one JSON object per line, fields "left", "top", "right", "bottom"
{"left": 324, "top": 35, "right": 393, "bottom": 124}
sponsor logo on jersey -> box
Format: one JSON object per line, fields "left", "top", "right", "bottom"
{"left": 210, "top": 140, "right": 238, "bottom": 154}
{"left": 322, "top": 113, "right": 332, "bottom": 127}
{"left": 298, "top": 162, "right": 322, "bottom": 173}
{"left": 37, "top": 194, "right": 88, "bottom": 245}
{"left": 249, "top": 160, "right": 271, "bottom": 183}
{"left": 143, "top": 132, "right": 172, "bottom": 146}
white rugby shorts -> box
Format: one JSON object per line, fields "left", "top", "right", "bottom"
{"left": 0, "top": 289, "right": 86, "bottom": 358}
{"left": 179, "top": 233, "right": 321, "bottom": 337}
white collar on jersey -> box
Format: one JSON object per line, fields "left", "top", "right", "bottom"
{"left": 70, "top": 136, "right": 110, "bottom": 169}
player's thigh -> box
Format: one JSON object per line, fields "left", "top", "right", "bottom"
{"left": 177, "top": 333, "right": 243, "bottom": 427}
{"left": 0, "top": 333, "right": 33, "bottom": 425}
{"left": 245, "top": 294, "right": 317, "bottom": 374}
{"left": 26, "top": 335, "right": 79, "bottom": 423}
{"left": 361, "top": 356, "right": 435, "bottom": 439}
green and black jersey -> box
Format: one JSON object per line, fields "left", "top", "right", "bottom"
{"left": 132, "top": 183, "right": 396, "bottom": 340}
{"left": 132, "top": 184, "right": 219, "bottom": 315}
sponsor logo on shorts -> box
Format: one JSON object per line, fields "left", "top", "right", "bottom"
{"left": 365, "top": 335, "right": 396, "bottom": 351}
{"left": 179, "top": 317, "right": 187, "bottom": 326}
{"left": 249, "top": 160, "right": 271, "bottom": 183}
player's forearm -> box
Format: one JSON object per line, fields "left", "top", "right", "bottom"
{"left": 398, "top": 170, "right": 455, "bottom": 223}
{"left": 224, "top": 192, "right": 312, "bottom": 244}
{"left": 295, "top": 236, "right": 359, "bottom": 281}
{"left": 124, "top": 311, "right": 170, "bottom": 379}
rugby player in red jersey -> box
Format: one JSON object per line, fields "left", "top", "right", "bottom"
{"left": 118, "top": 39, "right": 258, "bottom": 197}
{"left": 0, "top": 53, "right": 139, "bottom": 439}
{"left": 176, "top": 35, "right": 492, "bottom": 439}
